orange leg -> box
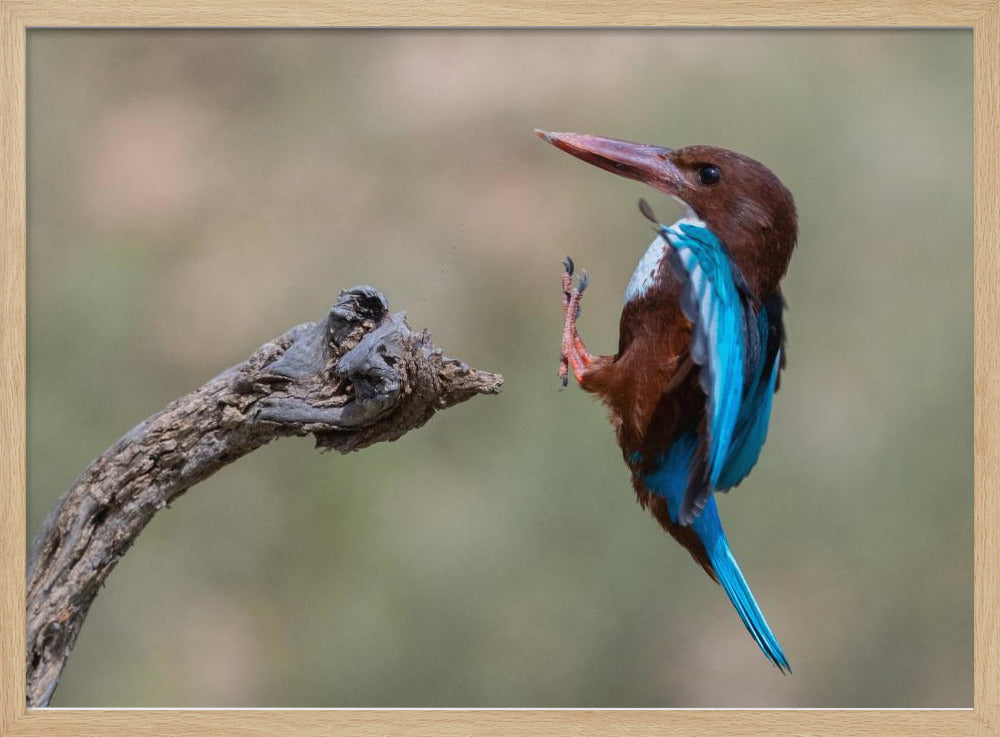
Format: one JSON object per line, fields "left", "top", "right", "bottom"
{"left": 560, "top": 257, "right": 595, "bottom": 387}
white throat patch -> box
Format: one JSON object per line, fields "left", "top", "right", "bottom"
{"left": 624, "top": 234, "right": 668, "bottom": 304}
{"left": 624, "top": 206, "right": 707, "bottom": 304}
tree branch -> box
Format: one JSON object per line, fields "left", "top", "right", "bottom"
{"left": 24, "top": 286, "right": 503, "bottom": 707}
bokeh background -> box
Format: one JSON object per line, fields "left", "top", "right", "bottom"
{"left": 25, "top": 30, "right": 972, "bottom": 707}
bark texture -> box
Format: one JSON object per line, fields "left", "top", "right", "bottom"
{"left": 24, "top": 286, "right": 503, "bottom": 707}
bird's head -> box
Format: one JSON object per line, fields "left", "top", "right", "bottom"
{"left": 536, "top": 130, "right": 798, "bottom": 297}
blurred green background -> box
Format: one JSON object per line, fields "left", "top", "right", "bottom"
{"left": 25, "top": 30, "right": 972, "bottom": 707}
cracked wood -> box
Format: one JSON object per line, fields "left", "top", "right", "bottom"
{"left": 24, "top": 286, "right": 503, "bottom": 708}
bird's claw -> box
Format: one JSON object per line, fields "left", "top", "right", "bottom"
{"left": 561, "top": 256, "right": 588, "bottom": 308}
{"left": 558, "top": 353, "right": 570, "bottom": 390}
{"left": 558, "top": 257, "right": 594, "bottom": 387}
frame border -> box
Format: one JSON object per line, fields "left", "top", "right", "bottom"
{"left": 2, "top": 2, "right": 996, "bottom": 735}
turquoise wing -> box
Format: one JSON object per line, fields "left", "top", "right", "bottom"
{"left": 661, "top": 221, "right": 749, "bottom": 523}
{"left": 718, "top": 293, "right": 786, "bottom": 490}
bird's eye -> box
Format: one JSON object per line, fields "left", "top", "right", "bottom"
{"left": 698, "top": 165, "right": 721, "bottom": 186}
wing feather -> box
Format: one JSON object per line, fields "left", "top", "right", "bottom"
{"left": 717, "top": 292, "right": 787, "bottom": 490}
{"left": 661, "top": 221, "right": 746, "bottom": 523}
{"left": 650, "top": 221, "right": 787, "bottom": 524}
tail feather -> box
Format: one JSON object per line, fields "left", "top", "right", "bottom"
{"left": 692, "top": 497, "right": 790, "bottom": 673}
{"left": 642, "top": 433, "right": 789, "bottom": 671}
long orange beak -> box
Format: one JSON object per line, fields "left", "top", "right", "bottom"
{"left": 535, "top": 129, "right": 684, "bottom": 195}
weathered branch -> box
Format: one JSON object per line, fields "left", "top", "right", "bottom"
{"left": 24, "top": 286, "right": 503, "bottom": 707}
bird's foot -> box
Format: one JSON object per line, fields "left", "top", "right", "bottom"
{"left": 559, "top": 256, "right": 594, "bottom": 387}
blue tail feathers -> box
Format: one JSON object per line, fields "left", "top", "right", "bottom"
{"left": 692, "top": 498, "right": 791, "bottom": 672}
{"left": 642, "top": 432, "right": 790, "bottom": 672}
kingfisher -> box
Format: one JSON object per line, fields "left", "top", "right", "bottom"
{"left": 537, "top": 130, "right": 797, "bottom": 671}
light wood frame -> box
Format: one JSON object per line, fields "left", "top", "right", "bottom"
{"left": 1, "top": 2, "right": 996, "bottom": 735}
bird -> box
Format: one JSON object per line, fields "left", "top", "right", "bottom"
{"left": 537, "top": 129, "right": 797, "bottom": 672}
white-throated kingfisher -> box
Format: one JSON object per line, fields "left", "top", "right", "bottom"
{"left": 537, "top": 130, "right": 797, "bottom": 672}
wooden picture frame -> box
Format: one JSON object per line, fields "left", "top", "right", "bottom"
{"left": 1, "top": 2, "right": 996, "bottom": 735}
